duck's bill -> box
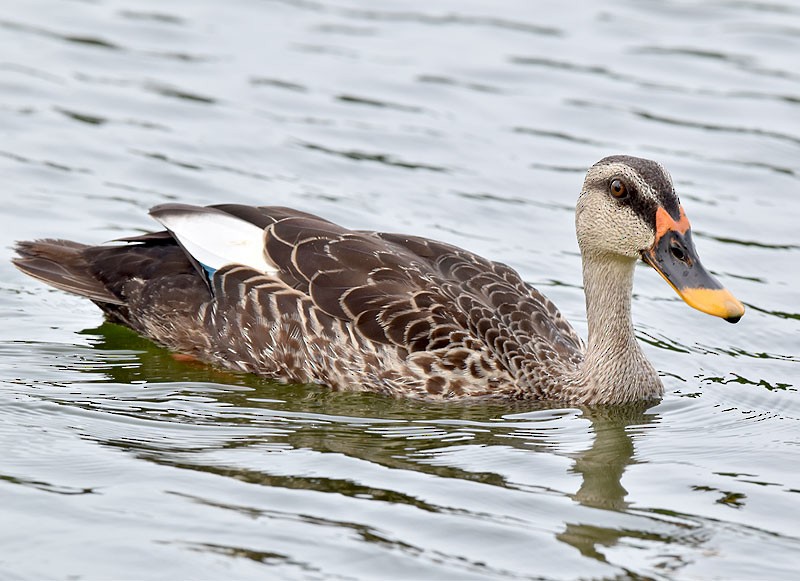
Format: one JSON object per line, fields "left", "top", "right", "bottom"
{"left": 641, "top": 207, "right": 745, "bottom": 323}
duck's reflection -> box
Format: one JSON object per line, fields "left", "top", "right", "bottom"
{"left": 68, "top": 323, "right": 662, "bottom": 565}
{"left": 570, "top": 402, "right": 656, "bottom": 510}
{"left": 557, "top": 402, "right": 660, "bottom": 561}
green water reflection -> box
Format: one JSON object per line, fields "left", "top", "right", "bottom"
{"left": 69, "top": 323, "right": 666, "bottom": 566}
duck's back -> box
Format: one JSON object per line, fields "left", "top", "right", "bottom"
{"left": 14, "top": 204, "right": 584, "bottom": 398}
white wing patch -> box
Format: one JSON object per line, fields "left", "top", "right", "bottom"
{"left": 151, "top": 206, "right": 278, "bottom": 274}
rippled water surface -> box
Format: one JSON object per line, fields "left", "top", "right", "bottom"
{"left": 1, "top": 0, "right": 799, "bottom": 579}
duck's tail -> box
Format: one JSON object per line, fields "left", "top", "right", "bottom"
{"left": 12, "top": 239, "right": 123, "bottom": 305}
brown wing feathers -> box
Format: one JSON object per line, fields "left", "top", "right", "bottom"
{"left": 13, "top": 204, "right": 584, "bottom": 397}
{"left": 236, "top": 207, "right": 581, "bottom": 366}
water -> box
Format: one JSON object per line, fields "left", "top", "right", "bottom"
{"left": 1, "top": 0, "right": 798, "bottom": 578}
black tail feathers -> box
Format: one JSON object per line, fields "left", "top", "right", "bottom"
{"left": 12, "top": 239, "right": 123, "bottom": 305}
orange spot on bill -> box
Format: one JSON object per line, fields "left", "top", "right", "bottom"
{"left": 656, "top": 205, "right": 690, "bottom": 239}
{"left": 172, "top": 353, "right": 199, "bottom": 363}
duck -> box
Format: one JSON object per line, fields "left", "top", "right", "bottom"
{"left": 13, "top": 155, "right": 744, "bottom": 404}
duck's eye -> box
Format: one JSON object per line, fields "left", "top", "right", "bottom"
{"left": 610, "top": 179, "right": 628, "bottom": 199}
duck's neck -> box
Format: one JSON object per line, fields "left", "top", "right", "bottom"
{"left": 569, "top": 252, "right": 663, "bottom": 404}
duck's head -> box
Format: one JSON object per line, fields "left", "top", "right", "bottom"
{"left": 576, "top": 155, "right": 744, "bottom": 323}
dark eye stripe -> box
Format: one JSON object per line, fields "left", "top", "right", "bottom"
{"left": 600, "top": 155, "right": 681, "bottom": 219}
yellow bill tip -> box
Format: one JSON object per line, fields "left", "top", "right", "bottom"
{"left": 677, "top": 287, "right": 745, "bottom": 323}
